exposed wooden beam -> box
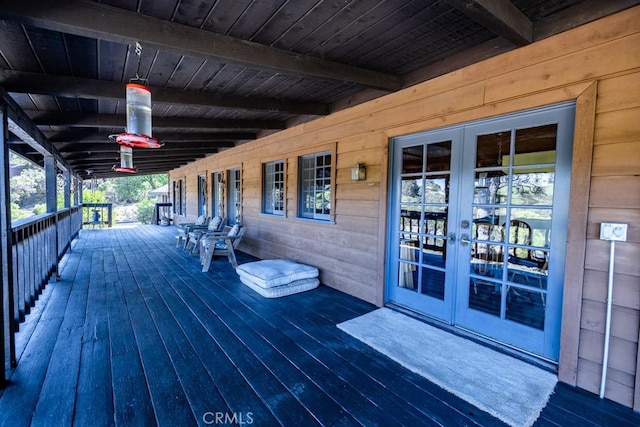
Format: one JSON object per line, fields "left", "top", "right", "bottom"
{"left": 0, "top": 69, "right": 329, "bottom": 115}
{"left": 0, "top": 0, "right": 402, "bottom": 91}
{"left": 66, "top": 149, "right": 216, "bottom": 162}
{"left": 27, "top": 111, "right": 285, "bottom": 130}
{"left": 47, "top": 131, "right": 254, "bottom": 144}
{"left": 57, "top": 141, "right": 232, "bottom": 153}
{"left": 70, "top": 157, "right": 208, "bottom": 169}
{"left": 445, "top": 0, "right": 532, "bottom": 46}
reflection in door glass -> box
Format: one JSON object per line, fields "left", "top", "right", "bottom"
{"left": 511, "top": 169, "right": 555, "bottom": 206}
{"left": 426, "top": 142, "right": 451, "bottom": 172}
{"left": 421, "top": 267, "right": 445, "bottom": 299}
{"left": 506, "top": 288, "right": 546, "bottom": 330}
{"left": 476, "top": 131, "right": 511, "bottom": 168}
{"left": 470, "top": 124, "right": 559, "bottom": 327}
{"left": 398, "top": 141, "right": 451, "bottom": 301}
{"left": 468, "top": 280, "right": 501, "bottom": 316}
{"left": 403, "top": 145, "right": 423, "bottom": 173}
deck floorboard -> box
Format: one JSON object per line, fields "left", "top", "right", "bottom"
{"left": 1, "top": 225, "right": 639, "bottom": 427}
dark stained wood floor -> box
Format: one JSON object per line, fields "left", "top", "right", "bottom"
{"left": 0, "top": 225, "right": 639, "bottom": 426}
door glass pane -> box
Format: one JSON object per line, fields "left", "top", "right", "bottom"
{"left": 469, "top": 123, "right": 559, "bottom": 325}
{"left": 476, "top": 131, "right": 511, "bottom": 168}
{"left": 397, "top": 140, "right": 451, "bottom": 302}
{"left": 469, "top": 280, "right": 501, "bottom": 316}
{"left": 403, "top": 145, "right": 423, "bottom": 173}
{"left": 510, "top": 208, "right": 552, "bottom": 249}
{"left": 514, "top": 124, "right": 557, "bottom": 165}
{"left": 422, "top": 207, "right": 447, "bottom": 261}
{"left": 507, "top": 251, "right": 548, "bottom": 290}
{"left": 401, "top": 177, "right": 423, "bottom": 203}
{"left": 512, "top": 168, "right": 555, "bottom": 206}
{"left": 421, "top": 267, "right": 445, "bottom": 299}
{"left": 506, "top": 288, "right": 546, "bottom": 330}
{"left": 400, "top": 204, "right": 420, "bottom": 236}
{"left": 424, "top": 176, "right": 448, "bottom": 204}
{"left": 426, "top": 141, "right": 451, "bottom": 172}
{"left": 475, "top": 171, "right": 508, "bottom": 205}
{"left": 399, "top": 261, "right": 417, "bottom": 290}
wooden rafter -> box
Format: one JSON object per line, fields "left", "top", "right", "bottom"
{"left": 0, "top": 69, "right": 329, "bottom": 116}
{"left": 27, "top": 112, "right": 285, "bottom": 130}
{"left": 45, "top": 131, "right": 254, "bottom": 144}
{"left": 445, "top": 0, "right": 533, "bottom": 46}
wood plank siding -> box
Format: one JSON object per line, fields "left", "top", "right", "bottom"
{"left": 170, "top": 7, "right": 640, "bottom": 410}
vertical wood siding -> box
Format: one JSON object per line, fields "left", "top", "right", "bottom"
{"left": 171, "top": 7, "right": 640, "bottom": 409}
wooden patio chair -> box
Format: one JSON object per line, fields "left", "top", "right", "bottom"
{"left": 175, "top": 215, "right": 209, "bottom": 249}
{"left": 185, "top": 215, "right": 226, "bottom": 255}
{"left": 199, "top": 224, "right": 245, "bottom": 272}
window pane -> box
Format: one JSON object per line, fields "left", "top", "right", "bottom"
{"left": 299, "top": 152, "right": 331, "bottom": 220}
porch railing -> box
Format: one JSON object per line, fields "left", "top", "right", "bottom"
{"left": 5, "top": 206, "right": 82, "bottom": 371}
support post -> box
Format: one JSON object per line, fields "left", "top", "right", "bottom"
{"left": 0, "top": 102, "right": 15, "bottom": 380}
{"left": 63, "top": 169, "right": 71, "bottom": 209}
{"left": 44, "top": 155, "right": 59, "bottom": 278}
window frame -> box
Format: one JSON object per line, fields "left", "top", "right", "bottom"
{"left": 227, "top": 167, "right": 242, "bottom": 225}
{"left": 172, "top": 178, "right": 186, "bottom": 216}
{"left": 211, "top": 171, "right": 223, "bottom": 218}
{"left": 298, "top": 151, "right": 333, "bottom": 222}
{"left": 262, "top": 159, "right": 286, "bottom": 216}
{"left": 197, "top": 174, "right": 207, "bottom": 217}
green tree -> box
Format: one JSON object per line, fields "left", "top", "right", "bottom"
{"left": 136, "top": 198, "right": 155, "bottom": 224}
{"left": 104, "top": 174, "right": 168, "bottom": 204}
{"left": 10, "top": 164, "right": 46, "bottom": 207}
{"left": 82, "top": 189, "right": 107, "bottom": 203}
{"left": 11, "top": 203, "right": 30, "bottom": 221}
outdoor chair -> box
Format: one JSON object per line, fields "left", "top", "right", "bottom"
{"left": 185, "top": 215, "right": 226, "bottom": 255}
{"left": 175, "top": 215, "right": 209, "bottom": 249}
{"left": 199, "top": 224, "right": 245, "bottom": 272}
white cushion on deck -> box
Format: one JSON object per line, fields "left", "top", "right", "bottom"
{"left": 239, "top": 276, "right": 319, "bottom": 298}
{"left": 236, "top": 259, "right": 318, "bottom": 289}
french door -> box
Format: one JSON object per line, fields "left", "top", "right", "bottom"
{"left": 386, "top": 103, "right": 575, "bottom": 360}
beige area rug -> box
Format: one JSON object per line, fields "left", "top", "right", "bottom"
{"left": 337, "top": 308, "right": 557, "bottom": 427}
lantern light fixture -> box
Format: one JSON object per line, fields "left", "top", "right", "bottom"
{"left": 351, "top": 162, "right": 367, "bottom": 181}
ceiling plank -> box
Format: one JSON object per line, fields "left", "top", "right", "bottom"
{"left": 27, "top": 111, "right": 285, "bottom": 130}
{"left": 0, "top": 0, "right": 402, "bottom": 91}
{"left": 445, "top": 0, "right": 533, "bottom": 46}
{"left": 0, "top": 69, "right": 329, "bottom": 115}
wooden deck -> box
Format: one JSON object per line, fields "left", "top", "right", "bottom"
{"left": 0, "top": 225, "right": 638, "bottom": 426}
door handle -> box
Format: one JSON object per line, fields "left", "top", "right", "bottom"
{"left": 447, "top": 232, "right": 456, "bottom": 243}
{"left": 460, "top": 233, "right": 471, "bottom": 246}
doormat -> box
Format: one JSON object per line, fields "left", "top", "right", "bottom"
{"left": 337, "top": 308, "right": 557, "bottom": 427}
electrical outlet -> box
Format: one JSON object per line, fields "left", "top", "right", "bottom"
{"left": 599, "top": 223, "right": 628, "bottom": 242}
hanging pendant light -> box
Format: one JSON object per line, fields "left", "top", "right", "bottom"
{"left": 110, "top": 42, "right": 162, "bottom": 173}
